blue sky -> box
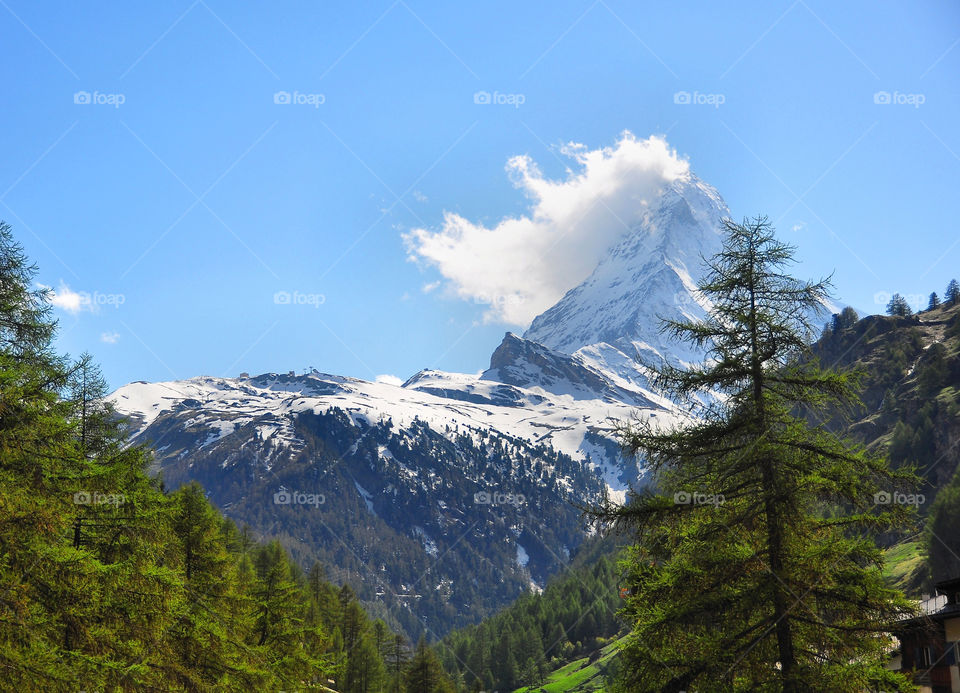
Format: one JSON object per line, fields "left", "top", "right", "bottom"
{"left": 2, "top": 1, "right": 958, "bottom": 389}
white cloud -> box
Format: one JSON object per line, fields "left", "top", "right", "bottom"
{"left": 791, "top": 222, "right": 806, "bottom": 232}
{"left": 46, "top": 282, "right": 90, "bottom": 314}
{"left": 404, "top": 131, "right": 690, "bottom": 325}
{"left": 40, "top": 282, "right": 124, "bottom": 313}
{"left": 375, "top": 374, "right": 404, "bottom": 386}
{"left": 421, "top": 281, "right": 441, "bottom": 294}
{"left": 100, "top": 332, "right": 120, "bottom": 344}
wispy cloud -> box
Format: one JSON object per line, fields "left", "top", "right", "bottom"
{"left": 404, "top": 132, "right": 690, "bottom": 325}
{"left": 40, "top": 282, "right": 125, "bottom": 314}
{"left": 45, "top": 282, "right": 90, "bottom": 314}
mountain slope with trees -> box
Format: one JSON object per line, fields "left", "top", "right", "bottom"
{"left": 435, "top": 275, "right": 960, "bottom": 691}
{"left": 125, "top": 398, "right": 607, "bottom": 640}
{"left": 0, "top": 221, "right": 456, "bottom": 691}
{"left": 437, "top": 536, "right": 625, "bottom": 692}
{"left": 813, "top": 280, "right": 960, "bottom": 585}
{"left": 456, "top": 282, "right": 960, "bottom": 691}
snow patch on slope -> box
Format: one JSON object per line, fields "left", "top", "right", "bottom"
{"left": 110, "top": 370, "right": 678, "bottom": 495}
{"left": 355, "top": 482, "right": 376, "bottom": 516}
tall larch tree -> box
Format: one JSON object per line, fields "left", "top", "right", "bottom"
{"left": 595, "top": 217, "right": 919, "bottom": 692}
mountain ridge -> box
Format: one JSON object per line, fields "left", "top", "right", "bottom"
{"left": 108, "top": 171, "right": 734, "bottom": 639}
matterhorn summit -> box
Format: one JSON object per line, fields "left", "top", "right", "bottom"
{"left": 523, "top": 174, "right": 729, "bottom": 384}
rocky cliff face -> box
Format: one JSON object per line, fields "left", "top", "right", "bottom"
{"left": 482, "top": 332, "right": 660, "bottom": 408}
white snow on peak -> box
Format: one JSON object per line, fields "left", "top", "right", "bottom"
{"left": 108, "top": 171, "right": 747, "bottom": 499}
{"left": 524, "top": 174, "right": 729, "bottom": 377}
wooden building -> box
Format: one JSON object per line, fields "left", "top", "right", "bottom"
{"left": 889, "top": 577, "right": 960, "bottom": 693}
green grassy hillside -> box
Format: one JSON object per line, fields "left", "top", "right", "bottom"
{"left": 513, "top": 635, "right": 626, "bottom": 693}
{"left": 883, "top": 540, "right": 926, "bottom": 595}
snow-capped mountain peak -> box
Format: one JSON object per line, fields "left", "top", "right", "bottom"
{"left": 523, "top": 173, "right": 730, "bottom": 383}
{"left": 106, "top": 169, "right": 740, "bottom": 639}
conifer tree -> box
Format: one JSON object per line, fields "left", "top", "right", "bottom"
{"left": 886, "top": 293, "right": 913, "bottom": 316}
{"left": 167, "top": 482, "right": 267, "bottom": 687}
{"left": 387, "top": 633, "right": 409, "bottom": 693}
{"left": 251, "top": 541, "right": 326, "bottom": 684}
{"left": 406, "top": 636, "right": 454, "bottom": 693}
{"left": 926, "top": 463, "right": 960, "bottom": 582}
{"left": 372, "top": 618, "right": 389, "bottom": 657}
{"left": 65, "top": 352, "right": 115, "bottom": 458}
{"left": 946, "top": 278, "right": 960, "bottom": 305}
{"left": 837, "top": 305, "right": 858, "bottom": 329}
{"left": 308, "top": 561, "right": 327, "bottom": 602}
{"left": 0, "top": 222, "right": 176, "bottom": 689}
{"left": 0, "top": 221, "right": 356, "bottom": 689}
{"left": 595, "top": 217, "right": 918, "bottom": 692}
{"left": 347, "top": 630, "right": 386, "bottom": 693}
{"left": 928, "top": 291, "right": 941, "bottom": 311}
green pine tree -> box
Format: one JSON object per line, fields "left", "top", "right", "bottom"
{"left": 886, "top": 293, "right": 913, "bottom": 316}
{"left": 0, "top": 220, "right": 360, "bottom": 690}
{"left": 927, "top": 463, "right": 960, "bottom": 581}
{"left": 594, "top": 217, "right": 919, "bottom": 692}
{"left": 946, "top": 279, "right": 960, "bottom": 305}
{"left": 405, "top": 636, "right": 454, "bottom": 693}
